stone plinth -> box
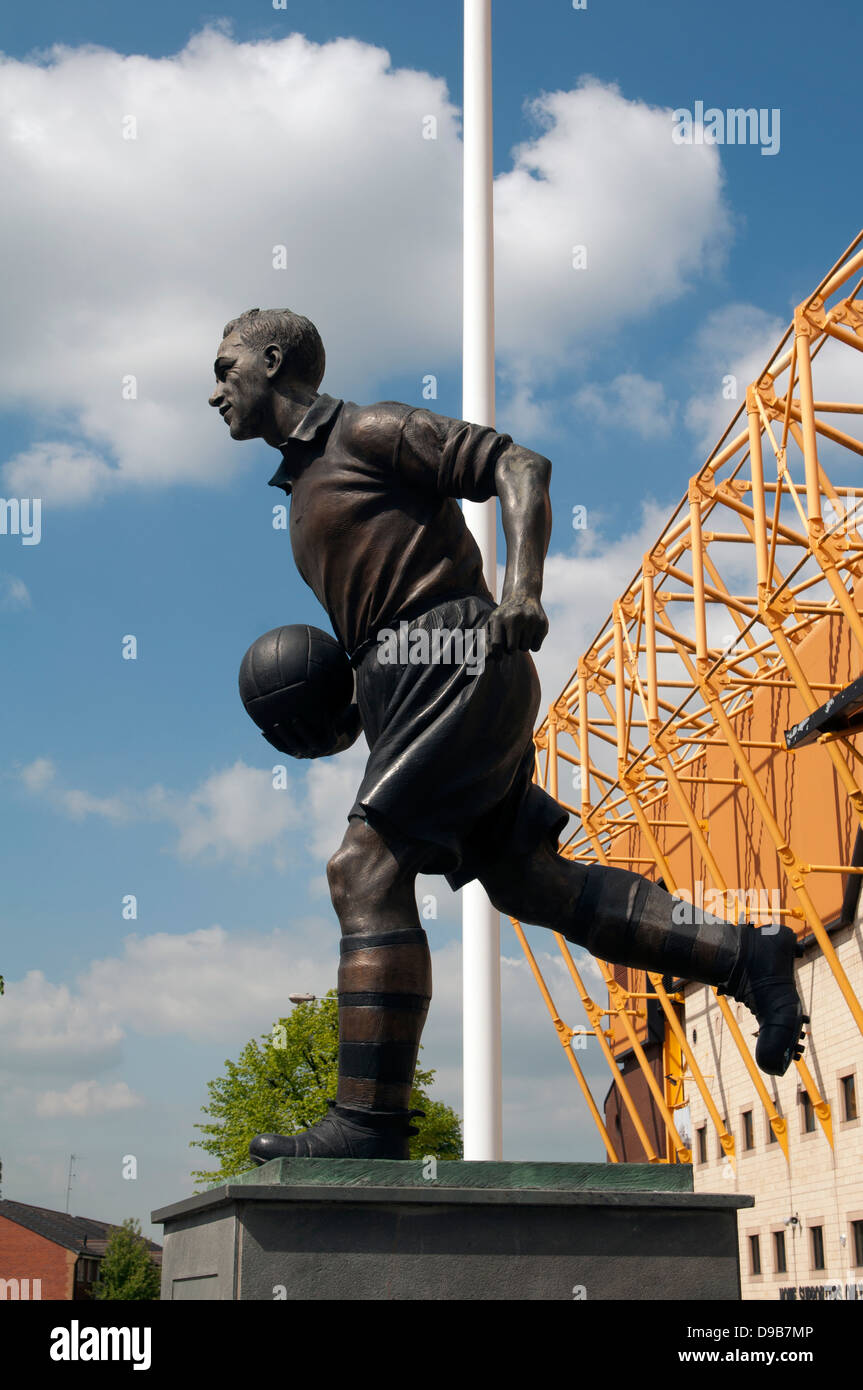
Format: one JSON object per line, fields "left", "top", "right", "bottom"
{"left": 152, "top": 1159, "right": 752, "bottom": 1301}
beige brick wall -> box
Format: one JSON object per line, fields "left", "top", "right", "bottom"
{"left": 685, "top": 919, "right": 863, "bottom": 1302}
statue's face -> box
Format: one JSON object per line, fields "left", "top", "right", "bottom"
{"left": 209, "top": 333, "right": 271, "bottom": 440}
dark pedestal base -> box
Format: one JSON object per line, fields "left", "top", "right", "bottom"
{"left": 152, "top": 1159, "right": 751, "bottom": 1301}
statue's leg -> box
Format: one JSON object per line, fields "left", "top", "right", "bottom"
{"left": 249, "top": 818, "right": 432, "bottom": 1163}
{"left": 479, "top": 840, "right": 806, "bottom": 1077}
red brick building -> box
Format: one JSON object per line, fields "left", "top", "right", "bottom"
{"left": 0, "top": 1201, "right": 161, "bottom": 1300}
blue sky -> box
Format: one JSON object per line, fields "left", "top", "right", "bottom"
{"left": 1, "top": 0, "right": 860, "bottom": 1238}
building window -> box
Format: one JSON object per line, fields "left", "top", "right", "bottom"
{"left": 841, "top": 1074, "right": 858, "bottom": 1122}
{"left": 742, "top": 1110, "right": 754, "bottom": 1150}
{"left": 696, "top": 1125, "right": 707, "bottom": 1164}
{"left": 853, "top": 1220, "right": 863, "bottom": 1268}
{"left": 810, "top": 1226, "right": 825, "bottom": 1270}
{"left": 717, "top": 1118, "right": 728, "bottom": 1160}
{"left": 749, "top": 1234, "right": 761, "bottom": 1276}
{"left": 767, "top": 1115, "right": 779, "bottom": 1144}
{"left": 76, "top": 1258, "right": 99, "bottom": 1286}
{"left": 800, "top": 1091, "right": 816, "bottom": 1133}
{"left": 774, "top": 1230, "right": 787, "bottom": 1274}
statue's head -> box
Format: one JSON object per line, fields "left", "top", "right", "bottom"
{"left": 209, "top": 308, "right": 326, "bottom": 441}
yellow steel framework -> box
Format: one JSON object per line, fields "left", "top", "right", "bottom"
{"left": 518, "top": 231, "right": 863, "bottom": 1165}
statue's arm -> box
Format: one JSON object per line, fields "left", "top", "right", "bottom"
{"left": 382, "top": 403, "right": 553, "bottom": 656}
{"left": 487, "top": 442, "right": 552, "bottom": 657}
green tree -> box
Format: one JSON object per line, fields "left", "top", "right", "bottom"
{"left": 191, "top": 990, "right": 462, "bottom": 1185}
{"left": 92, "top": 1218, "right": 160, "bottom": 1301}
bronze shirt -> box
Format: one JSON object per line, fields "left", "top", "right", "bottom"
{"left": 268, "top": 394, "right": 513, "bottom": 655}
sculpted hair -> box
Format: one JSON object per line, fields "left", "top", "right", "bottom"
{"left": 222, "top": 308, "right": 326, "bottom": 390}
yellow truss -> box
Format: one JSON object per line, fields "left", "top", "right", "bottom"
{"left": 520, "top": 230, "right": 863, "bottom": 1165}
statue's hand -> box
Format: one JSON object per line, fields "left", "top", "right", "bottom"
{"left": 487, "top": 594, "right": 549, "bottom": 658}
{"left": 261, "top": 703, "right": 362, "bottom": 760}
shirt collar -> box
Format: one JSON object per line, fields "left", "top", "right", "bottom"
{"left": 267, "top": 393, "right": 343, "bottom": 492}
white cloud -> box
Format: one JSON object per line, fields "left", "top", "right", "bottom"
{"left": 573, "top": 372, "right": 676, "bottom": 440}
{"left": 0, "top": 573, "right": 31, "bottom": 610}
{"left": 532, "top": 499, "right": 676, "bottom": 710}
{"left": 61, "top": 788, "right": 133, "bottom": 822}
{"left": 0, "top": 33, "right": 731, "bottom": 505}
{"left": 0, "top": 970, "right": 125, "bottom": 1069}
{"left": 683, "top": 302, "right": 785, "bottom": 455}
{"left": 496, "top": 376, "right": 557, "bottom": 445}
{"left": 18, "top": 756, "right": 305, "bottom": 864}
{"left": 17, "top": 736, "right": 421, "bottom": 880}
{"left": 148, "top": 760, "right": 303, "bottom": 863}
{"left": 2, "top": 443, "right": 116, "bottom": 507}
{"left": 18, "top": 756, "right": 131, "bottom": 822}
{"left": 303, "top": 741, "right": 369, "bottom": 863}
{"left": 20, "top": 757, "right": 55, "bottom": 791}
{"left": 0, "top": 29, "right": 462, "bottom": 505}
{"left": 0, "top": 925, "right": 337, "bottom": 1074}
{"left": 684, "top": 299, "right": 863, "bottom": 471}
{"left": 78, "top": 924, "right": 338, "bottom": 1040}
{"left": 494, "top": 79, "right": 730, "bottom": 373}
{"left": 34, "top": 1080, "right": 143, "bottom": 1118}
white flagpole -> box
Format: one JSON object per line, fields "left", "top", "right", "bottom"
{"left": 461, "top": 0, "right": 503, "bottom": 1161}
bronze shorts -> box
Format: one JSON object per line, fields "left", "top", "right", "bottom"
{"left": 347, "top": 594, "right": 569, "bottom": 890}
